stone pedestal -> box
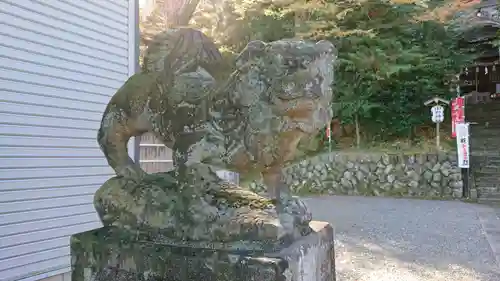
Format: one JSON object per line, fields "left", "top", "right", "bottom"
{"left": 70, "top": 221, "right": 335, "bottom": 281}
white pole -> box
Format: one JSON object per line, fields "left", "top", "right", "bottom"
{"left": 436, "top": 121, "right": 440, "bottom": 150}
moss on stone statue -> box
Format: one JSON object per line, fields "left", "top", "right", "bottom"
{"left": 92, "top": 170, "right": 298, "bottom": 243}
{"left": 71, "top": 227, "right": 288, "bottom": 281}
{"left": 207, "top": 182, "right": 274, "bottom": 209}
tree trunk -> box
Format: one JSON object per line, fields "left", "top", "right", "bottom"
{"left": 140, "top": 0, "right": 202, "bottom": 40}
{"left": 355, "top": 113, "right": 361, "bottom": 148}
{"left": 165, "top": 0, "right": 201, "bottom": 27}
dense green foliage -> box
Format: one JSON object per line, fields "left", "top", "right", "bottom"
{"left": 289, "top": 0, "right": 477, "bottom": 146}
{"left": 141, "top": 0, "right": 480, "bottom": 148}
{"left": 328, "top": 1, "right": 474, "bottom": 144}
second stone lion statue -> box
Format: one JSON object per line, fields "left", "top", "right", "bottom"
{"left": 97, "top": 28, "right": 336, "bottom": 202}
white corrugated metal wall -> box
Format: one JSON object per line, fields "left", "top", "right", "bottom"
{"left": 0, "top": 0, "right": 137, "bottom": 280}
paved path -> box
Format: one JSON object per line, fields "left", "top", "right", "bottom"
{"left": 304, "top": 196, "right": 500, "bottom": 281}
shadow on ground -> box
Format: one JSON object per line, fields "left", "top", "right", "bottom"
{"left": 304, "top": 195, "right": 500, "bottom": 281}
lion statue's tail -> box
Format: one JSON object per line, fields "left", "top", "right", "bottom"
{"left": 142, "top": 27, "right": 223, "bottom": 80}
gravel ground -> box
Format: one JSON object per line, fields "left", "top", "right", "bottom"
{"left": 303, "top": 196, "right": 500, "bottom": 281}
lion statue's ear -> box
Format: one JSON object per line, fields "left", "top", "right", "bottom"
{"left": 235, "top": 40, "right": 267, "bottom": 70}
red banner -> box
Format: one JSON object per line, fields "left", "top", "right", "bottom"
{"left": 451, "top": 97, "right": 465, "bottom": 138}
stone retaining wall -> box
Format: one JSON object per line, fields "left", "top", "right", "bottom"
{"left": 249, "top": 152, "right": 465, "bottom": 198}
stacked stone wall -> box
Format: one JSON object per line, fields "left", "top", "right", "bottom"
{"left": 249, "top": 153, "right": 464, "bottom": 198}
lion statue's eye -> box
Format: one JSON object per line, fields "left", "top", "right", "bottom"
{"left": 284, "top": 59, "right": 307, "bottom": 71}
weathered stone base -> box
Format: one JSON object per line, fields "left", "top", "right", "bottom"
{"left": 70, "top": 221, "right": 335, "bottom": 281}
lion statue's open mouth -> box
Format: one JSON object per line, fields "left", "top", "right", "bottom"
{"left": 274, "top": 97, "right": 331, "bottom": 134}
{"left": 270, "top": 45, "right": 335, "bottom": 134}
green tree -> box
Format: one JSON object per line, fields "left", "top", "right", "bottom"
{"left": 295, "top": 0, "right": 475, "bottom": 145}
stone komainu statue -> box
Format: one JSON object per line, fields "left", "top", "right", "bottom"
{"left": 97, "top": 27, "right": 337, "bottom": 201}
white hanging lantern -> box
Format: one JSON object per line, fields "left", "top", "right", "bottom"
{"left": 430, "top": 105, "right": 444, "bottom": 123}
